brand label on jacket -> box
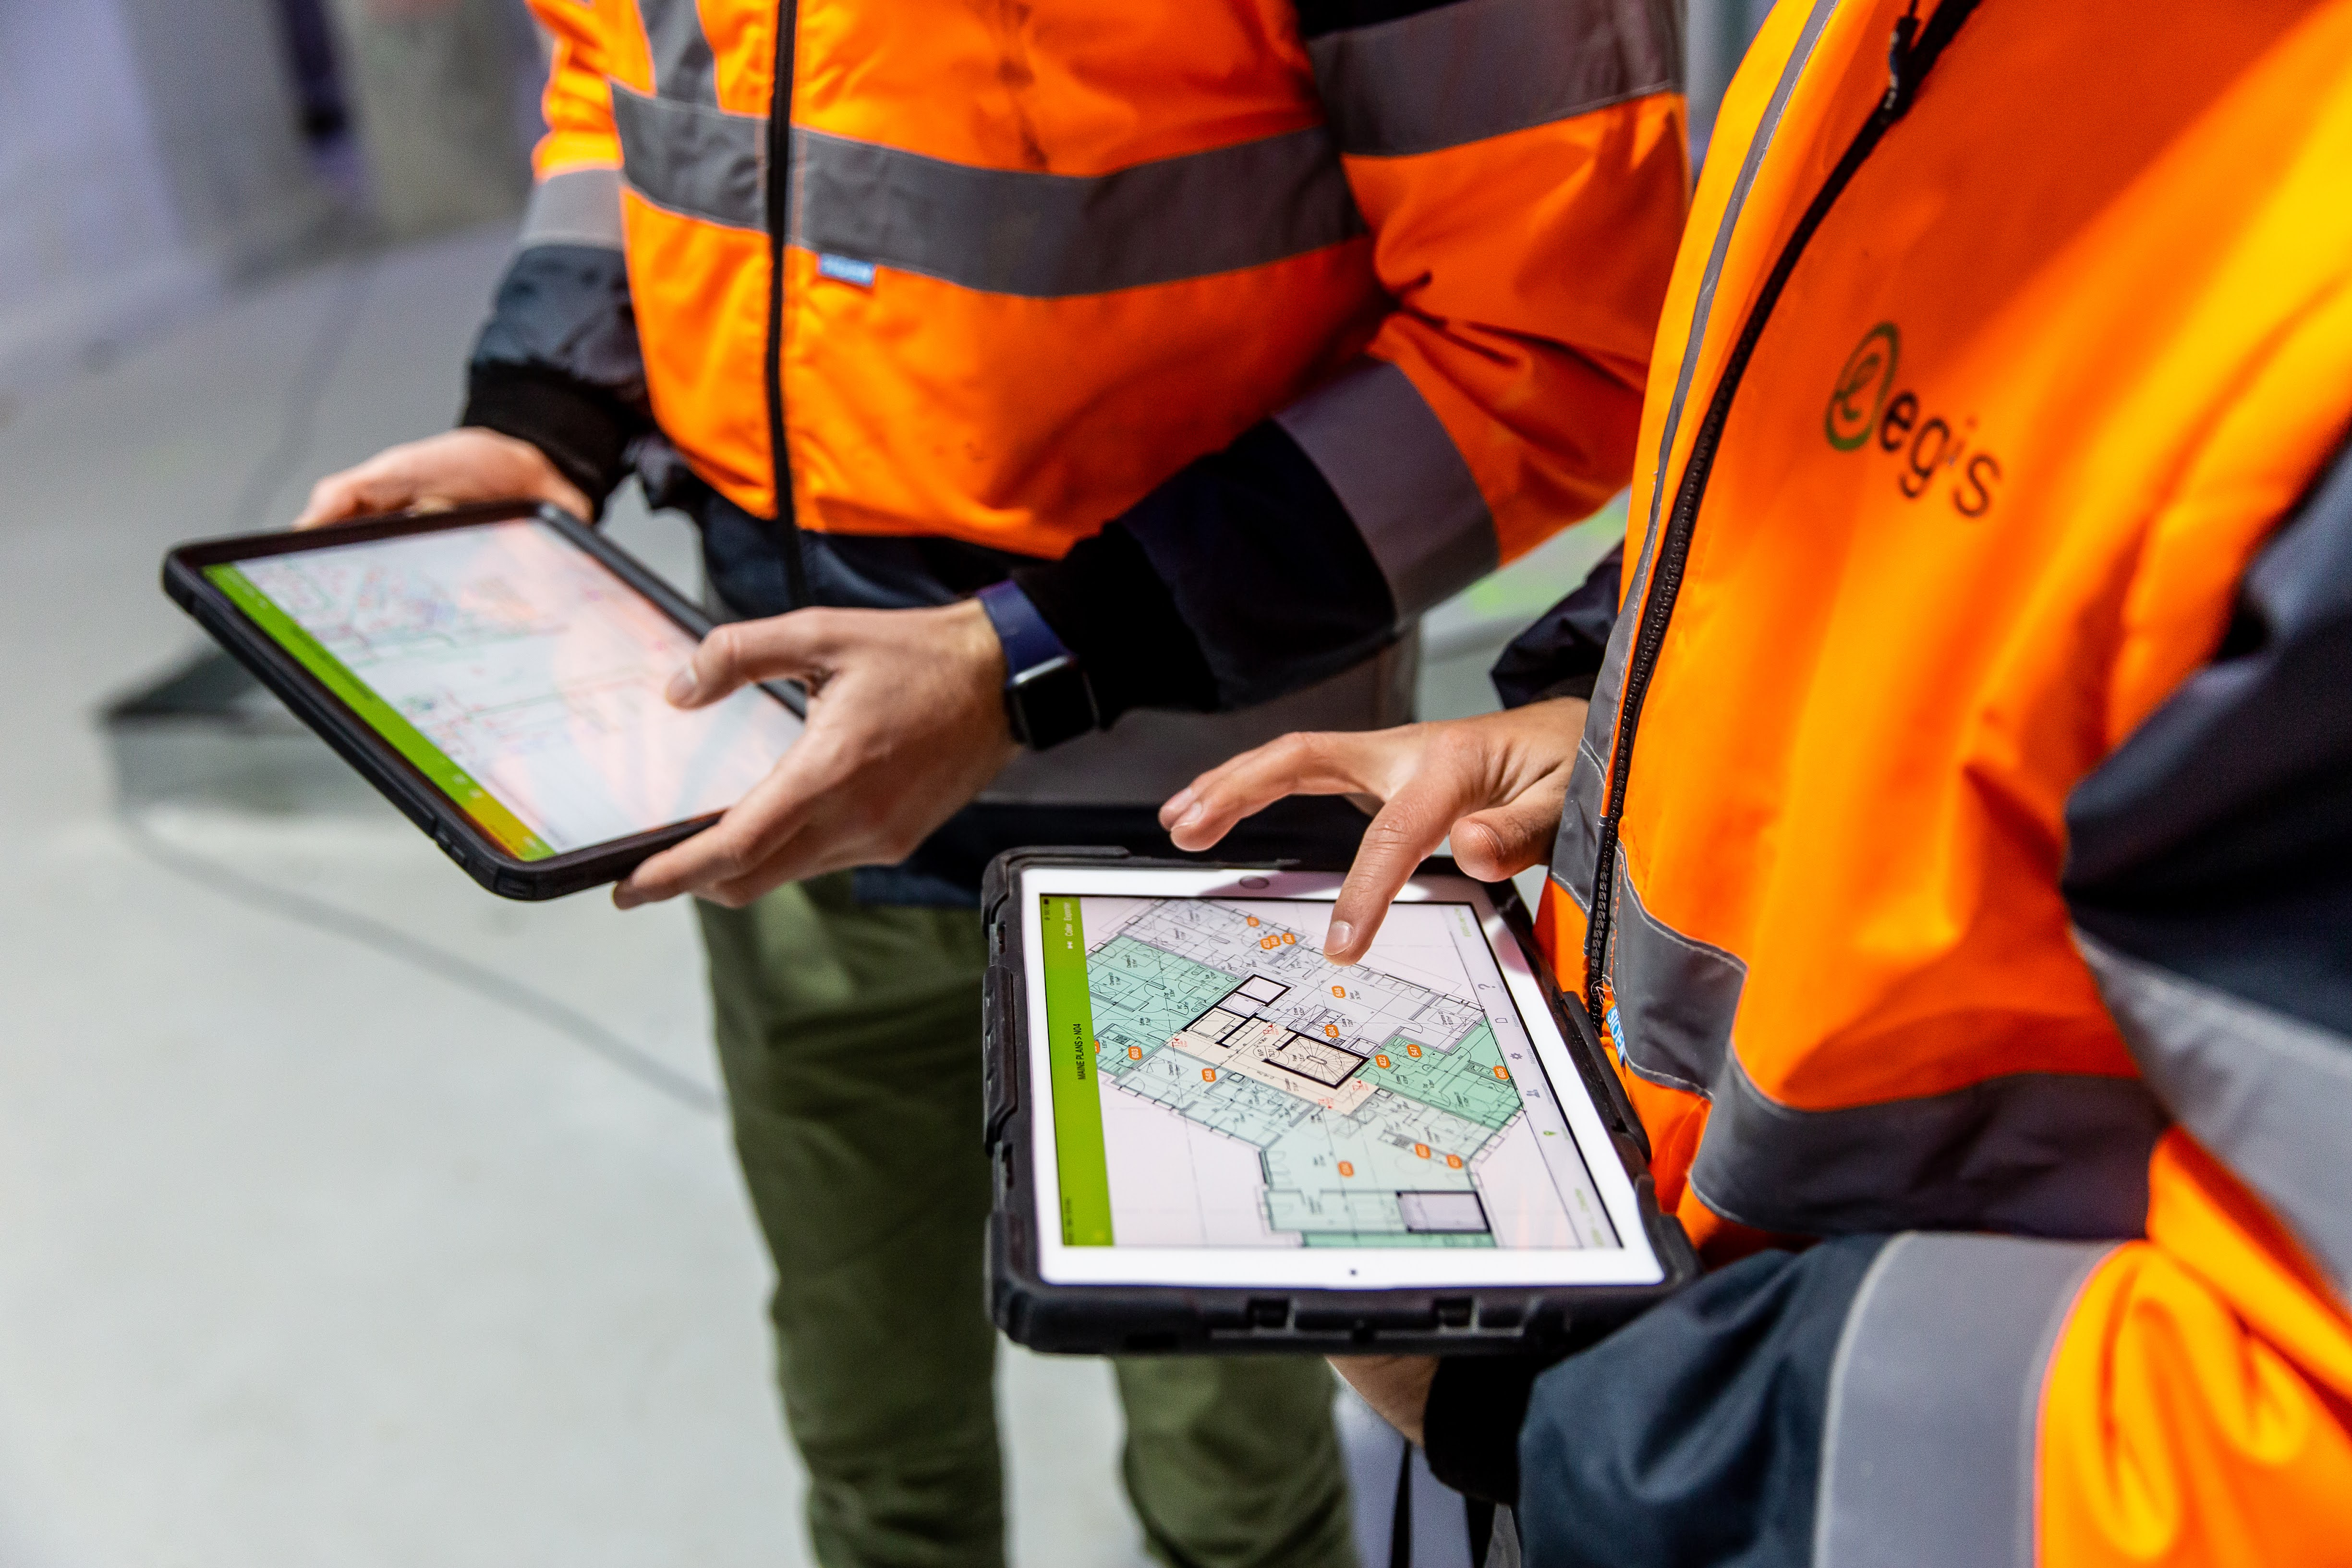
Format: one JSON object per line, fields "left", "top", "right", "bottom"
{"left": 1827, "top": 321, "right": 2003, "bottom": 518}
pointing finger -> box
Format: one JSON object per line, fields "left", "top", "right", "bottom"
{"left": 1323, "top": 754, "right": 1486, "bottom": 963}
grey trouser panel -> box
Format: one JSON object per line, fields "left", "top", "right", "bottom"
{"left": 699, "top": 874, "right": 1357, "bottom": 1568}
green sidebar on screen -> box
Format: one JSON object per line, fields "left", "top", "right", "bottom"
{"left": 205, "top": 563, "right": 554, "bottom": 861}
{"left": 1040, "top": 894, "right": 1114, "bottom": 1245}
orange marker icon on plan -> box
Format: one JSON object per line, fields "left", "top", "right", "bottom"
{"left": 1337, "top": 1161, "right": 1354, "bottom": 1178}
{"left": 1414, "top": 1143, "right": 1431, "bottom": 1159}
{"left": 1406, "top": 1044, "right": 1423, "bottom": 1058}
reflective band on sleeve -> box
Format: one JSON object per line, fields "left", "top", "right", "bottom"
{"left": 1308, "top": 0, "right": 1682, "bottom": 158}
{"left": 519, "top": 166, "right": 626, "bottom": 251}
{"left": 789, "top": 125, "right": 1364, "bottom": 298}
{"left": 1274, "top": 357, "right": 1496, "bottom": 621}
{"left": 630, "top": 0, "right": 718, "bottom": 105}
{"left": 1815, "top": 1234, "right": 2113, "bottom": 1568}
{"left": 611, "top": 85, "right": 766, "bottom": 231}
{"left": 2077, "top": 930, "right": 2352, "bottom": 1296}
{"left": 1687, "top": 1047, "right": 2167, "bottom": 1240}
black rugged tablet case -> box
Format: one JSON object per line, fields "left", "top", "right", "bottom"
{"left": 162, "top": 499, "right": 801, "bottom": 901}
{"left": 980, "top": 848, "right": 1698, "bottom": 1356}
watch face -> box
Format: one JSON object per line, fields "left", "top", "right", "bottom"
{"left": 1008, "top": 655, "right": 1098, "bottom": 749}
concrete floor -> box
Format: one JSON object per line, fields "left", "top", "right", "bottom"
{"left": 0, "top": 225, "right": 1608, "bottom": 1566}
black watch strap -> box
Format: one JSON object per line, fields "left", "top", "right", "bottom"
{"left": 978, "top": 580, "right": 1099, "bottom": 749}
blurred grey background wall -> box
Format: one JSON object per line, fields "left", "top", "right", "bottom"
{"left": 0, "top": 0, "right": 536, "bottom": 402}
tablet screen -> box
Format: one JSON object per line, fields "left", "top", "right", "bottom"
{"left": 206, "top": 519, "right": 800, "bottom": 859}
{"left": 1019, "top": 867, "right": 1663, "bottom": 1289}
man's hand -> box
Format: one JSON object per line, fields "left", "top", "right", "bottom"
{"left": 1332, "top": 1355, "right": 1440, "bottom": 1447}
{"left": 614, "top": 599, "right": 1017, "bottom": 910}
{"left": 1159, "top": 699, "right": 1589, "bottom": 964}
{"left": 292, "top": 428, "right": 590, "bottom": 529}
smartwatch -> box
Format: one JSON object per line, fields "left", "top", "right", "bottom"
{"left": 977, "top": 579, "right": 1099, "bottom": 749}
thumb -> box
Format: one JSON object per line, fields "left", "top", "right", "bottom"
{"left": 1449, "top": 785, "right": 1567, "bottom": 883}
{"left": 668, "top": 612, "right": 835, "bottom": 708}
{"left": 291, "top": 470, "right": 373, "bottom": 530}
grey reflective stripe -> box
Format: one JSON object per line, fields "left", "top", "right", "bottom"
{"left": 789, "top": 126, "right": 1364, "bottom": 298}
{"left": 519, "top": 166, "right": 626, "bottom": 251}
{"left": 2077, "top": 930, "right": 2352, "bottom": 1296}
{"left": 611, "top": 85, "right": 766, "bottom": 231}
{"left": 1621, "top": 0, "right": 1838, "bottom": 618}
{"left": 978, "top": 632, "right": 1417, "bottom": 806}
{"left": 631, "top": 0, "right": 718, "bottom": 104}
{"left": 1689, "top": 1046, "right": 2167, "bottom": 1239}
{"left": 1607, "top": 864, "right": 1742, "bottom": 1092}
{"left": 1308, "top": 0, "right": 1681, "bottom": 158}
{"left": 1550, "top": 0, "right": 1838, "bottom": 898}
{"left": 1816, "top": 1234, "right": 2113, "bottom": 1568}
{"left": 1275, "top": 358, "right": 1496, "bottom": 620}
{"left": 1547, "top": 733, "right": 1609, "bottom": 911}
{"left": 1482, "top": 1505, "right": 1522, "bottom": 1568}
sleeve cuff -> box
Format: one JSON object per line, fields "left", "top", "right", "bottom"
{"left": 1423, "top": 1356, "right": 1552, "bottom": 1507}
{"left": 1490, "top": 540, "right": 1626, "bottom": 708}
{"left": 1010, "top": 511, "right": 1219, "bottom": 726}
{"left": 461, "top": 362, "right": 642, "bottom": 510}
{"left": 1014, "top": 417, "right": 1399, "bottom": 719}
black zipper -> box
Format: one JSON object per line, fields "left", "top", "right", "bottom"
{"left": 1583, "top": 0, "right": 1983, "bottom": 1011}
{"left": 763, "top": 2, "right": 811, "bottom": 608}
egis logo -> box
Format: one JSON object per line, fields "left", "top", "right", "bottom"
{"left": 1825, "top": 322, "right": 2002, "bottom": 517}
{"left": 1826, "top": 323, "right": 1899, "bottom": 450}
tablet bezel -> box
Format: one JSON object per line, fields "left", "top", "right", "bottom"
{"left": 981, "top": 848, "right": 1698, "bottom": 1356}
{"left": 162, "top": 499, "right": 803, "bottom": 901}
{"left": 1016, "top": 864, "right": 1663, "bottom": 1290}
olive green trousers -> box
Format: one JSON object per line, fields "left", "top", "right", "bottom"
{"left": 698, "top": 874, "right": 1357, "bottom": 1568}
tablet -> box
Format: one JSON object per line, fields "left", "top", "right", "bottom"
{"left": 162, "top": 500, "right": 802, "bottom": 899}
{"left": 981, "top": 850, "right": 1697, "bottom": 1355}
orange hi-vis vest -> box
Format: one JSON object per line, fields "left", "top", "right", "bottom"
{"left": 1533, "top": 0, "right": 2352, "bottom": 1559}
{"left": 516, "top": 0, "right": 1685, "bottom": 569}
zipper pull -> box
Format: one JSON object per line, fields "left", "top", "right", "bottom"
{"left": 1592, "top": 977, "right": 1624, "bottom": 1058}
{"left": 1883, "top": 0, "right": 1923, "bottom": 114}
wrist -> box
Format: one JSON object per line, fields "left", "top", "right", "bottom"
{"left": 977, "top": 579, "right": 1098, "bottom": 749}
{"left": 1010, "top": 525, "right": 1215, "bottom": 722}
{"left": 467, "top": 428, "right": 593, "bottom": 519}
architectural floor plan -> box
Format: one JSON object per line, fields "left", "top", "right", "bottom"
{"left": 1060, "top": 894, "right": 1617, "bottom": 1251}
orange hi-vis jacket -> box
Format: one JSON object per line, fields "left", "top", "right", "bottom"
{"left": 471, "top": 0, "right": 1688, "bottom": 832}
{"left": 1504, "top": 0, "right": 2352, "bottom": 1562}
{"left": 492, "top": 0, "right": 1683, "bottom": 578}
